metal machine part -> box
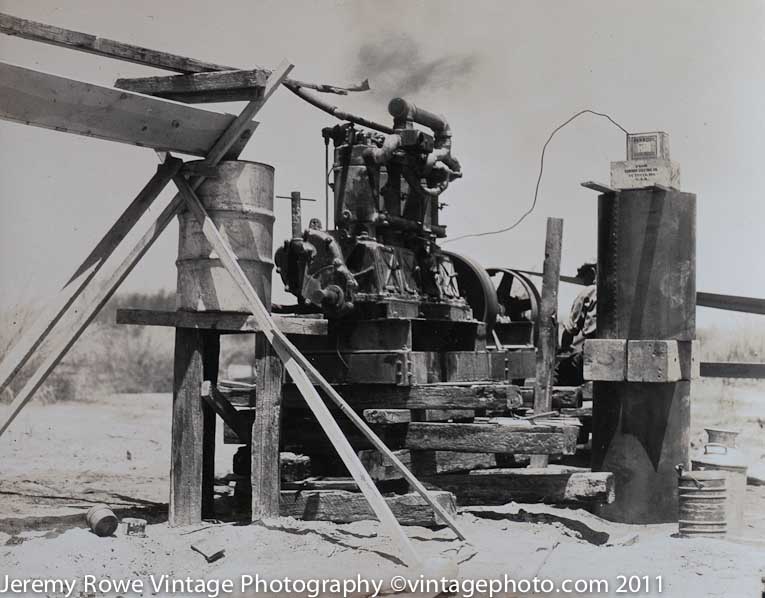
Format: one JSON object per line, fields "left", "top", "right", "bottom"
{"left": 275, "top": 97, "right": 469, "bottom": 319}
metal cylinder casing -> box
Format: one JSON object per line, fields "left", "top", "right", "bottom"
{"left": 677, "top": 470, "right": 727, "bottom": 537}
{"left": 592, "top": 188, "right": 696, "bottom": 523}
{"left": 176, "top": 160, "right": 274, "bottom": 312}
{"left": 692, "top": 444, "right": 748, "bottom": 534}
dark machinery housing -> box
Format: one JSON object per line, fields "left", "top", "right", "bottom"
{"left": 275, "top": 97, "right": 538, "bottom": 342}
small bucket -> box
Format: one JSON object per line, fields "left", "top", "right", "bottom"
{"left": 678, "top": 470, "right": 727, "bottom": 538}
{"left": 705, "top": 428, "right": 739, "bottom": 448}
{"left": 86, "top": 504, "right": 118, "bottom": 537}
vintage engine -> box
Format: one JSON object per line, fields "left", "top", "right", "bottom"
{"left": 275, "top": 98, "right": 469, "bottom": 319}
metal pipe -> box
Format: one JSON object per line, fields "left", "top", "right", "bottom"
{"left": 388, "top": 97, "right": 448, "bottom": 134}
{"left": 284, "top": 82, "right": 394, "bottom": 134}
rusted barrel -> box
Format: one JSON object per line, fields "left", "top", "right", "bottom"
{"left": 678, "top": 470, "right": 727, "bottom": 537}
{"left": 177, "top": 161, "right": 274, "bottom": 312}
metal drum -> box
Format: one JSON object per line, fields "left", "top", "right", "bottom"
{"left": 177, "top": 160, "right": 275, "bottom": 312}
{"left": 678, "top": 470, "right": 727, "bottom": 537}
{"left": 692, "top": 443, "right": 748, "bottom": 535}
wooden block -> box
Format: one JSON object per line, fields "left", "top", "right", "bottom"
{"left": 626, "top": 340, "right": 682, "bottom": 382}
{"left": 190, "top": 537, "right": 226, "bottom": 563}
{"left": 678, "top": 340, "right": 700, "bottom": 380}
{"left": 358, "top": 449, "right": 496, "bottom": 481}
{"left": 281, "top": 452, "right": 311, "bottom": 483}
{"left": 116, "top": 308, "right": 328, "bottom": 336}
{"left": 362, "top": 409, "right": 411, "bottom": 425}
{"left": 583, "top": 339, "right": 627, "bottom": 381}
{"left": 280, "top": 490, "right": 457, "bottom": 526}
{"left": 610, "top": 159, "right": 680, "bottom": 190}
{"left": 423, "top": 409, "right": 475, "bottom": 422}
{"left": 490, "top": 349, "right": 536, "bottom": 381}
{"left": 115, "top": 69, "right": 269, "bottom": 103}
{"left": 405, "top": 423, "right": 578, "bottom": 455}
{"left": 520, "top": 386, "right": 580, "bottom": 409}
{"left": 443, "top": 351, "right": 490, "bottom": 382}
{"left": 0, "top": 62, "right": 257, "bottom": 157}
{"left": 423, "top": 465, "right": 615, "bottom": 505}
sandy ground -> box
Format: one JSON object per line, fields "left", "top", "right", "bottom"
{"left": 1, "top": 388, "right": 764, "bottom": 597}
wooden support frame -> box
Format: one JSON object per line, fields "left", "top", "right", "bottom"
{"left": 171, "top": 171, "right": 467, "bottom": 561}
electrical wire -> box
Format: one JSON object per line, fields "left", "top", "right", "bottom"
{"left": 443, "top": 109, "right": 629, "bottom": 244}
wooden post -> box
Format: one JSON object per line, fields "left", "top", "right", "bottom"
{"left": 290, "top": 191, "right": 302, "bottom": 239}
{"left": 170, "top": 328, "right": 205, "bottom": 527}
{"left": 251, "top": 333, "right": 284, "bottom": 520}
{"left": 201, "top": 331, "right": 220, "bottom": 519}
{"left": 530, "top": 217, "right": 563, "bottom": 468}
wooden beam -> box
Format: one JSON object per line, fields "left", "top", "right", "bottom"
{"left": 116, "top": 308, "right": 327, "bottom": 336}
{"left": 423, "top": 466, "right": 615, "bottom": 505}
{"left": 0, "top": 62, "right": 257, "bottom": 157}
{"left": 0, "top": 157, "right": 182, "bottom": 398}
{"left": 405, "top": 422, "right": 578, "bottom": 454}
{"left": 251, "top": 334, "right": 284, "bottom": 521}
{"left": 700, "top": 361, "right": 765, "bottom": 379}
{"left": 357, "top": 449, "right": 496, "bottom": 481}
{"left": 200, "top": 331, "right": 220, "bottom": 519}
{"left": 276, "top": 383, "right": 522, "bottom": 410}
{"left": 201, "top": 381, "right": 249, "bottom": 444}
{"left": 580, "top": 181, "right": 616, "bottom": 194}
{"left": 696, "top": 291, "right": 765, "bottom": 315}
{"left": 280, "top": 490, "right": 457, "bottom": 526}
{"left": 114, "top": 70, "right": 270, "bottom": 103}
{"left": 531, "top": 218, "right": 563, "bottom": 468}
{"left": 0, "top": 63, "right": 292, "bottom": 439}
{"left": 0, "top": 12, "right": 233, "bottom": 74}
{"left": 169, "top": 328, "right": 205, "bottom": 527}
{"left": 520, "top": 386, "right": 580, "bottom": 409}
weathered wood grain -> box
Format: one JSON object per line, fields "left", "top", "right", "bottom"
{"left": 0, "top": 12, "right": 233, "bottom": 73}
{"left": 116, "top": 308, "right": 328, "bottom": 336}
{"left": 583, "top": 339, "right": 627, "bottom": 381}
{"left": 405, "top": 423, "right": 578, "bottom": 454}
{"left": 115, "top": 69, "right": 269, "bottom": 103}
{"left": 626, "top": 340, "right": 681, "bottom": 382}
{"left": 423, "top": 466, "right": 615, "bottom": 505}
{"left": 251, "top": 333, "right": 284, "bottom": 520}
{"left": 0, "top": 62, "right": 257, "bottom": 156}
{"left": 280, "top": 490, "right": 456, "bottom": 526}
{"left": 201, "top": 381, "right": 249, "bottom": 444}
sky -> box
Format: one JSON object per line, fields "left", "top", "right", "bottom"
{"left": 1, "top": 0, "right": 764, "bottom": 329}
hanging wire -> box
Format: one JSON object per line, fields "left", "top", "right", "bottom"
{"left": 443, "top": 109, "right": 629, "bottom": 244}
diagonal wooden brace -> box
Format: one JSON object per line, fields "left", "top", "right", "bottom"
{"left": 0, "top": 61, "right": 293, "bottom": 438}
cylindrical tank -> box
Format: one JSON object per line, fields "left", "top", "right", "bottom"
{"left": 177, "top": 160, "right": 274, "bottom": 312}
{"left": 592, "top": 187, "right": 696, "bottom": 523}
{"left": 678, "top": 470, "right": 727, "bottom": 538}
{"left": 692, "top": 443, "right": 748, "bottom": 535}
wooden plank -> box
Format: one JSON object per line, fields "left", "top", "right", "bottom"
{"left": 274, "top": 383, "right": 521, "bottom": 411}
{"left": 580, "top": 181, "right": 617, "bottom": 194}
{"left": 583, "top": 339, "right": 627, "bottom": 381}
{"left": 520, "top": 386, "right": 580, "bottom": 409}
{"left": 0, "top": 62, "right": 258, "bottom": 157}
{"left": 172, "top": 175, "right": 431, "bottom": 563}
{"left": 405, "top": 423, "right": 578, "bottom": 454}
{"left": 0, "top": 158, "right": 182, "bottom": 398}
{"left": 201, "top": 381, "right": 249, "bottom": 444}
{"left": 280, "top": 490, "right": 457, "bottom": 526}
{"left": 423, "top": 466, "right": 615, "bottom": 505}
{"left": 531, "top": 217, "right": 563, "bottom": 468}
{"left": 169, "top": 328, "right": 205, "bottom": 527}
{"left": 626, "top": 340, "right": 682, "bottom": 383}
{"left": 700, "top": 362, "right": 765, "bottom": 379}
{"left": 362, "top": 409, "right": 411, "bottom": 425}
{"left": 251, "top": 333, "right": 284, "bottom": 521}
{"left": 489, "top": 348, "right": 537, "bottom": 381}
{"left": 116, "top": 308, "right": 328, "bottom": 336}
{"left": 114, "top": 69, "right": 269, "bottom": 103}
{"left": 0, "top": 63, "right": 292, "bottom": 439}
{"left": 696, "top": 291, "right": 765, "bottom": 315}
{"left": 443, "top": 351, "right": 490, "bottom": 382}
{"left": 0, "top": 12, "right": 233, "bottom": 74}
